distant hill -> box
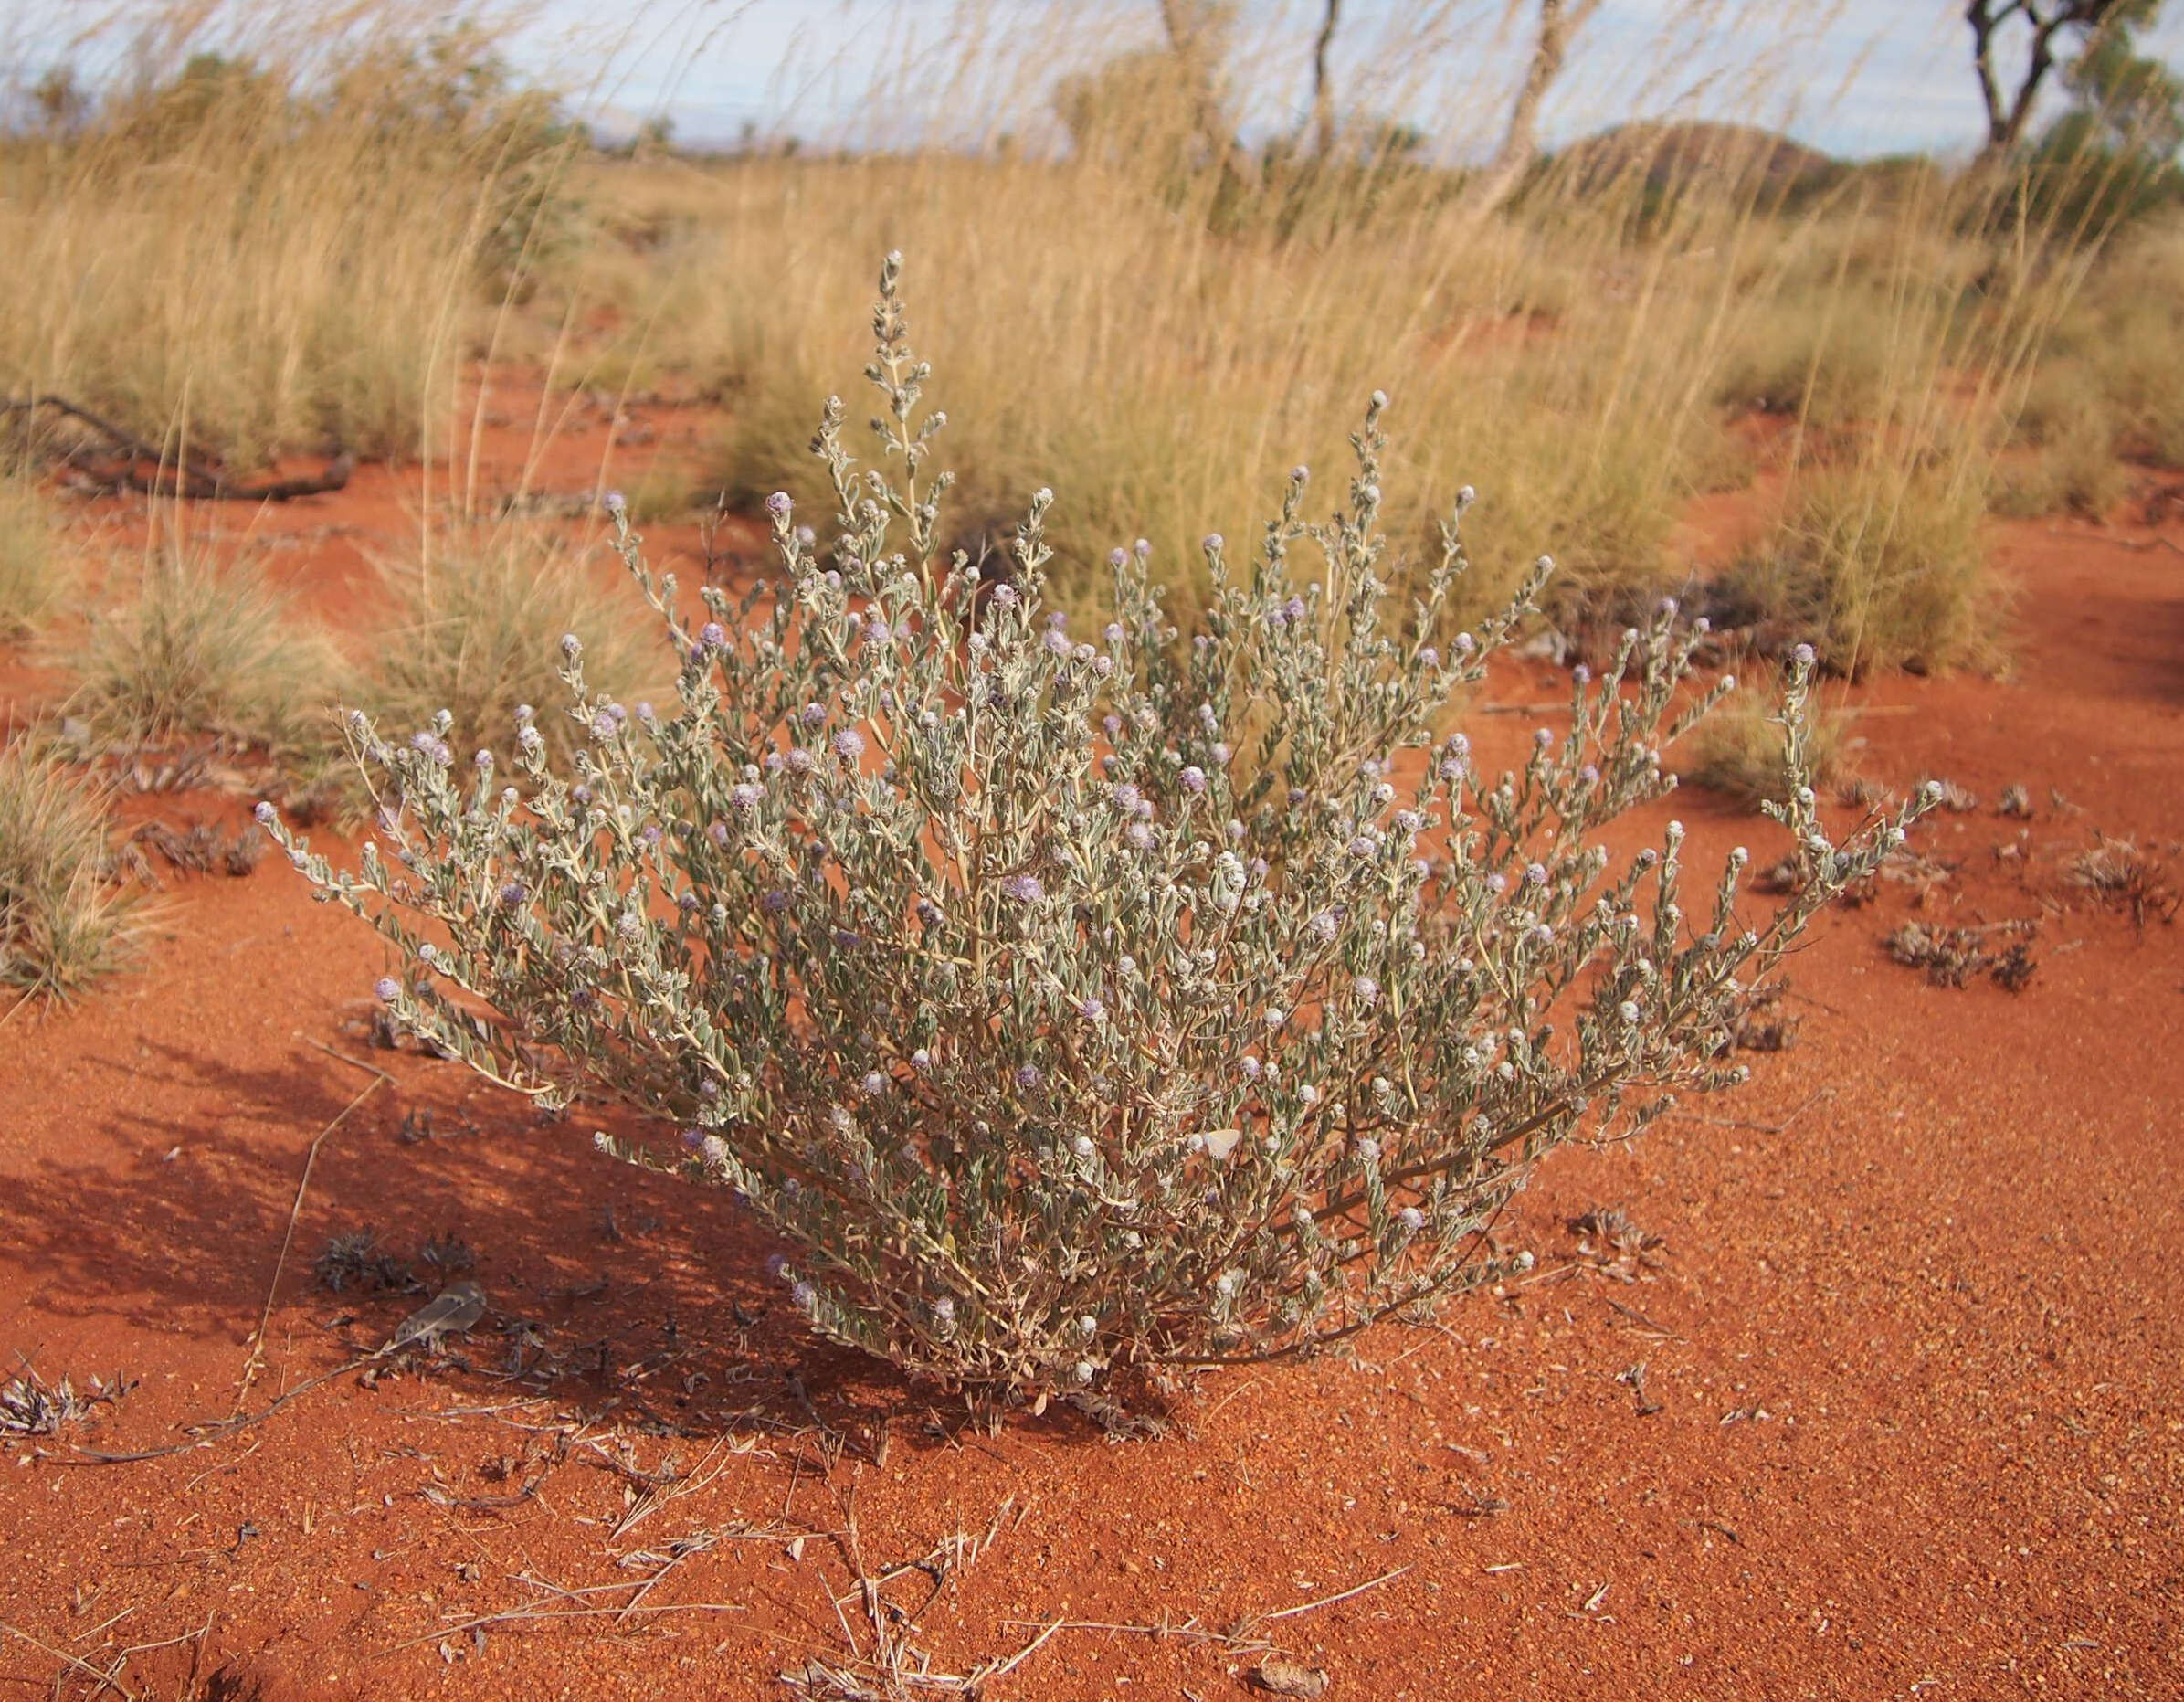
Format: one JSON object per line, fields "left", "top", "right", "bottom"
{"left": 1545, "top": 121, "right": 1843, "bottom": 200}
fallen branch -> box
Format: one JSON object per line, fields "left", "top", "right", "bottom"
{"left": 2, "top": 393, "right": 353, "bottom": 502}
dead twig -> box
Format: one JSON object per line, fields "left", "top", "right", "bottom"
{"left": 237, "top": 1052, "right": 391, "bottom": 1404}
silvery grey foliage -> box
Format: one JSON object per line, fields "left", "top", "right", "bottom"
{"left": 266, "top": 258, "right": 1934, "bottom": 1401}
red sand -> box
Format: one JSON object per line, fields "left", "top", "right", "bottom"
{"left": 1, "top": 418, "right": 2179, "bottom": 1699}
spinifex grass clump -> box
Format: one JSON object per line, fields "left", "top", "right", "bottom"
{"left": 267, "top": 260, "right": 1933, "bottom": 1401}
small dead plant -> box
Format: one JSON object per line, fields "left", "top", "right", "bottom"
{"left": 1, "top": 1364, "right": 133, "bottom": 1437}
{"left": 2068, "top": 835, "right": 2179, "bottom": 930}
{"left": 1884, "top": 919, "right": 2039, "bottom": 990}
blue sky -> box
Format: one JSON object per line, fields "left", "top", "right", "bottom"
{"left": 532, "top": 0, "right": 2184, "bottom": 161}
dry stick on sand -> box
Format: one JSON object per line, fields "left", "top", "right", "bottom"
{"left": 998, "top": 1563, "right": 1411, "bottom": 1657}
{"left": 234, "top": 1040, "right": 394, "bottom": 1406}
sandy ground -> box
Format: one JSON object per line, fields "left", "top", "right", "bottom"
{"left": 1, "top": 402, "right": 2179, "bottom": 1701}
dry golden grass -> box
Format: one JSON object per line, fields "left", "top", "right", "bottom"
{"left": 0, "top": 473, "right": 69, "bottom": 641}
{"left": 0, "top": 6, "right": 579, "bottom": 471}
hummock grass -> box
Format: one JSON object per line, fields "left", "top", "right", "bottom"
{"left": 69, "top": 535, "right": 349, "bottom": 755}
{"left": 0, "top": 745, "right": 140, "bottom": 1001}
{"left": 362, "top": 521, "right": 659, "bottom": 765}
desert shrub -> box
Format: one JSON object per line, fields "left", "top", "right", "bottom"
{"left": 69, "top": 535, "right": 347, "bottom": 756}
{"left": 0, "top": 745, "right": 139, "bottom": 999}
{"left": 1729, "top": 461, "right": 2004, "bottom": 677}
{"left": 267, "top": 264, "right": 1935, "bottom": 1401}
{"left": 0, "top": 475, "right": 67, "bottom": 640}
{"left": 1680, "top": 681, "right": 1851, "bottom": 808}
{"left": 364, "top": 523, "right": 659, "bottom": 769}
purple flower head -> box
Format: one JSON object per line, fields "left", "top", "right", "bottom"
{"left": 790, "top": 1281, "right": 817, "bottom": 1311}
{"left": 1573, "top": 662, "right": 1592, "bottom": 684}
{"left": 1241, "top": 1054, "right": 1262, "bottom": 1080}
{"left": 410, "top": 731, "right": 452, "bottom": 766}
{"left": 1354, "top": 1137, "right": 1381, "bottom": 1164}
{"left": 1347, "top": 834, "right": 1377, "bottom": 859}
{"left": 1487, "top": 872, "right": 1508, "bottom": 893}
{"left": 786, "top": 747, "right": 816, "bottom": 775}
{"left": 1202, "top": 533, "right": 1224, "bottom": 554}
{"left": 700, "top": 620, "right": 727, "bottom": 650}
{"left": 561, "top": 632, "right": 582, "bottom": 658}
{"left": 1092, "top": 653, "right": 1114, "bottom": 677}
{"left": 988, "top": 582, "right": 1019, "bottom": 611}
{"left": 860, "top": 1071, "right": 888, "bottom": 1098}
{"left": 1579, "top": 764, "right": 1600, "bottom": 786}
{"left": 1042, "top": 629, "right": 1071, "bottom": 657}
{"left": 1108, "top": 547, "right": 1127, "bottom": 567}
{"left": 1793, "top": 641, "right": 1817, "bottom": 667}
{"left": 1076, "top": 996, "right": 1106, "bottom": 1022}
{"left": 572, "top": 784, "right": 593, "bottom": 806}
{"left": 800, "top": 701, "right": 827, "bottom": 730}
{"left": 795, "top": 524, "right": 816, "bottom": 547}
{"left": 765, "top": 491, "right": 792, "bottom": 519}
{"left": 1283, "top": 595, "right": 1307, "bottom": 624}
{"left": 1398, "top": 1206, "right": 1425, "bottom": 1232}
{"left": 1354, "top": 974, "right": 1379, "bottom": 1006}
{"left": 1534, "top": 727, "right": 1555, "bottom": 749}
{"left": 728, "top": 782, "right": 762, "bottom": 812}
{"left": 1394, "top": 809, "right": 1422, "bottom": 835}
{"left": 374, "top": 977, "right": 400, "bottom": 1003}
{"left": 911, "top": 1048, "right": 932, "bottom": 1071}
{"left": 1179, "top": 766, "right": 1207, "bottom": 794}
{"left": 1002, "top": 873, "right": 1045, "bottom": 904}
{"left": 499, "top": 881, "right": 527, "bottom": 906}
{"left": 833, "top": 728, "right": 865, "bottom": 761}
{"left": 1307, "top": 910, "right": 1338, "bottom": 944}
{"left": 832, "top": 926, "right": 861, "bottom": 949}
{"left": 1124, "top": 822, "right": 1154, "bottom": 851}
{"left": 604, "top": 490, "right": 627, "bottom": 516}
{"left": 1102, "top": 714, "right": 1123, "bottom": 739}
{"left": 760, "top": 888, "right": 790, "bottom": 914}
{"left": 863, "top": 617, "right": 890, "bottom": 648}
{"left": 591, "top": 711, "right": 618, "bottom": 741}
{"left": 679, "top": 1126, "right": 704, "bottom": 1152}
{"left": 253, "top": 800, "right": 276, "bottom": 826}
{"left": 1419, "top": 646, "right": 1440, "bottom": 669}
{"left": 1110, "top": 782, "right": 1140, "bottom": 813}
{"left": 1525, "top": 862, "right": 1548, "bottom": 886}
{"left": 1133, "top": 538, "right": 1151, "bottom": 559}
{"left": 1015, "top": 1063, "right": 1043, "bottom": 1090}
